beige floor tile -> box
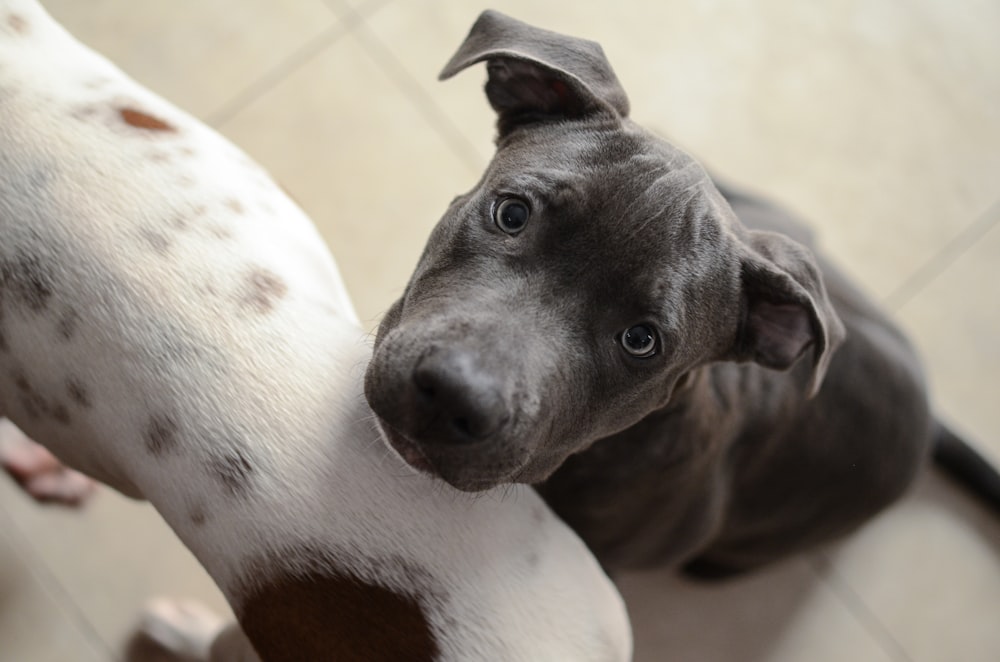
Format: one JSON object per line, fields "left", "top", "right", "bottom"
{"left": 822, "top": 471, "right": 1000, "bottom": 662}
{"left": 617, "top": 558, "right": 901, "bottom": 662}
{"left": 217, "top": 31, "right": 480, "bottom": 327}
{"left": 43, "top": 0, "right": 341, "bottom": 120}
{"left": 0, "top": 513, "right": 109, "bottom": 662}
{"left": 0, "top": 476, "right": 232, "bottom": 656}
{"left": 895, "top": 209, "right": 1000, "bottom": 459}
{"left": 364, "top": 0, "right": 1000, "bottom": 299}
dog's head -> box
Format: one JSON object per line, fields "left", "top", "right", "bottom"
{"left": 364, "top": 11, "right": 844, "bottom": 491}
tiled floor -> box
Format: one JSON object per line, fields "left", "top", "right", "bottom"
{"left": 2, "top": 0, "right": 998, "bottom": 660}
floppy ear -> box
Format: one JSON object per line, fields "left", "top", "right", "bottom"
{"left": 731, "top": 230, "right": 846, "bottom": 397}
{"left": 440, "top": 10, "right": 629, "bottom": 135}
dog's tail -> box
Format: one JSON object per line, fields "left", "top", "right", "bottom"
{"left": 932, "top": 423, "right": 1000, "bottom": 515}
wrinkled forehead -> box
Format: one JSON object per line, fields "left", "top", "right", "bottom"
{"left": 492, "top": 123, "right": 714, "bottom": 216}
{"left": 491, "top": 125, "right": 725, "bottom": 255}
{"left": 483, "top": 125, "right": 738, "bottom": 315}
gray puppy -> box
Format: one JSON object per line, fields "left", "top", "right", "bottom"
{"left": 364, "top": 10, "right": 1000, "bottom": 575}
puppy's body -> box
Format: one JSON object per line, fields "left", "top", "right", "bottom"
{"left": 0, "top": 2, "right": 632, "bottom": 659}
{"left": 365, "top": 11, "right": 998, "bottom": 575}
{"left": 539, "top": 181, "right": 933, "bottom": 570}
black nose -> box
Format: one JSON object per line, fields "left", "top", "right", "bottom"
{"left": 412, "top": 348, "right": 508, "bottom": 444}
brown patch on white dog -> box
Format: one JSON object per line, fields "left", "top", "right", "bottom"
{"left": 6, "top": 14, "right": 28, "bottom": 34}
{"left": 209, "top": 448, "right": 255, "bottom": 497}
{"left": 238, "top": 555, "right": 440, "bottom": 662}
{"left": 189, "top": 504, "right": 208, "bottom": 526}
{"left": 119, "top": 107, "right": 175, "bottom": 132}
{"left": 139, "top": 227, "right": 171, "bottom": 255}
{"left": 56, "top": 308, "right": 79, "bottom": 341}
{"left": 51, "top": 403, "right": 71, "bottom": 425}
{"left": 66, "top": 378, "right": 92, "bottom": 408}
{"left": 11, "top": 371, "right": 50, "bottom": 421}
{"left": 1, "top": 253, "right": 55, "bottom": 311}
{"left": 242, "top": 268, "right": 287, "bottom": 314}
{"left": 146, "top": 414, "right": 179, "bottom": 456}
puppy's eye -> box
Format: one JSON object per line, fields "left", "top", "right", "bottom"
{"left": 620, "top": 324, "right": 658, "bottom": 357}
{"left": 493, "top": 197, "right": 530, "bottom": 234}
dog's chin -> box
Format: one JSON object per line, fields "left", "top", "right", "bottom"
{"left": 376, "top": 421, "right": 436, "bottom": 475}
{"left": 373, "top": 419, "right": 523, "bottom": 492}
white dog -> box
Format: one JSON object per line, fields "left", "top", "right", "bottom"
{"left": 0, "top": 1, "right": 632, "bottom": 659}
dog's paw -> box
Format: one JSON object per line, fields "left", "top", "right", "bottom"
{"left": 128, "top": 598, "right": 227, "bottom": 662}
{"left": 0, "top": 418, "right": 97, "bottom": 506}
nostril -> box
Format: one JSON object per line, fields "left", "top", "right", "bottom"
{"left": 451, "top": 416, "right": 472, "bottom": 437}
{"left": 416, "top": 381, "right": 435, "bottom": 400}
{"left": 413, "top": 368, "right": 436, "bottom": 402}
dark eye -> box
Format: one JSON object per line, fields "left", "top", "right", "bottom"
{"left": 620, "top": 324, "right": 658, "bottom": 357}
{"left": 493, "top": 197, "right": 530, "bottom": 234}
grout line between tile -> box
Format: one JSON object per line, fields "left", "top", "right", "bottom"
{"left": 883, "top": 196, "right": 1000, "bottom": 312}
{"left": 323, "top": 1, "right": 486, "bottom": 174}
{"left": 810, "top": 553, "right": 915, "bottom": 662}
{"left": 0, "top": 503, "right": 117, "bottom": 661}
{"left": 325, "top": 0, "right": 396, "bottom": 21}
{"left": 205, "top": 21, "right": 350, "bottom": 129}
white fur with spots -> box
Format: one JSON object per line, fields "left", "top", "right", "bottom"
{"left": 0, "top": 1, "right": 632, "bottom": 660}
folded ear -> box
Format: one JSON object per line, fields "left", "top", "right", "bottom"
{"left": 440, "top": 10, "right": 629, "bottom": 135}
{"left": 731, "top": 230, "right": 846, "bottom": 397}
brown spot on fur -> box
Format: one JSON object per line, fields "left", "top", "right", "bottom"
{"left": 66, "top": 378, "right": 92, "bottom": 408}
{"left": 532, "top": 504, "right": 548, "bottom": 525}
{"left": 146, "top": 415, "right": 179, "bottom": 455}
{"left": 1, "top": 253, "right": 54, "bottom": 311}
{"left": 52, "top": 404, "right": 71, "bottom": 425}
{"left": 12, "top": 373, "right": 48, "bottom": 420}
{"left": 209, "top": 448, "right": 255, "bottom": 496}
{"left": 238, "top": 563, "right": 439, "bottom": 662}
{"left": 179, "top": 146, "right": 195, "bottom": 157}
{"left": 225, "top": 199, "right": 245, "bottom": 214}
{"left": 7, "top": 14, "right": 27, "bottom": 34}
{"left": 243, "top": 269, "right": 287, "bottom": 314}
{"left": 13, "top": 372, "right": 32, "bottom": 393}
{"left": 120, "top": 107, "right": 175, "bottom": 132}
{"left": 189, "top": 505, "right": 208, "bottom": 526}
{"left": 19, "top": 393, "right": 43, "bottom": 419}
{"left": 140, "top": 228, "right": 171, "bottom": 255}
{"left": 524, "top": 546, "right": 541, "bottom": 569}
{"left": 57, "top": 309, "right": 79, "bottom": 341}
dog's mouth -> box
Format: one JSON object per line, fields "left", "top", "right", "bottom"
{"left": 376, "top": 419, "right": 436, "bottom": 475}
